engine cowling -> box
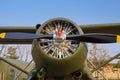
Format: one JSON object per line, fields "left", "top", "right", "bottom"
{"left": 32, "top": 18, "right": 88, "bottom": 77}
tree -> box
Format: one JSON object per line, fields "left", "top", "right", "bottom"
{"left": 0, "top": 44, "right": 5, "bottom": 57}
{"left": 4, "top": 46, "right": 19, "bottom": 59}
{"left": 88, "top": 43, "right": 110, "bottom": 66}
{"left": 16, "top": 44, "right": 32, "bottom": 62}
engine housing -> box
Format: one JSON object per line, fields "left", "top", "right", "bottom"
{"left": 32, "top": 18, "right": 88, "bottom": 77}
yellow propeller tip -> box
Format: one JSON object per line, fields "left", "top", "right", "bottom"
{"left": 0, "top": 33, "right": 6, "bottom": 38}
{"left": 117, "top": 35, "right": 120, "bottom": 42}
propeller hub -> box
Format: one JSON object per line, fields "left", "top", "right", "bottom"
{"left": 53, "top": 29, "right": 66, "bottom": 40}
{"left": 57, "top": 29, "right": 62, "bottom": 37}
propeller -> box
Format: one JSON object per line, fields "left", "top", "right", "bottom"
{"left": 0, "top": 32, "right": 53, "bottom": 39}
{"left": 0, "top": 32, "right": 119, "bottom": 43}
{"left": 66, "top": 33, "right": 120, "bottom": 43}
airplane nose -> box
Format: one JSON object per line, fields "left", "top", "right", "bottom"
{"left": 36, "top": 18, "right": 83, "bottom": 59}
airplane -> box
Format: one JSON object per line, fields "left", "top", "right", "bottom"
{"left": 0, "top": 17, "right": 120, "bottom": 80}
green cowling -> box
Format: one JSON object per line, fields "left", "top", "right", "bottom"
{"left": 31, "top": 18, "right": 88, "bottom": 77}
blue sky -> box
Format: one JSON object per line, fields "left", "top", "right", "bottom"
{"left": 0, "top": 0, "right": 120, "bottom": 26}
{"left": 0, "top": 0, "right": 120, "bottom": 59}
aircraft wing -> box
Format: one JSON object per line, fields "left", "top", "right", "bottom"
{"left": 0, "top": 26, "right": 35, "bottom": 33}
{"left": 81, "top": 23, "right": 120, "bottom": 34}
{"left": 0, "top": 26, "right": 36, "bottom": 44}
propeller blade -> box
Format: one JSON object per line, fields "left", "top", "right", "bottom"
{"left": 0, "top": 32, "right": 53, "bottom": 39}
{"left": 66, "top": 33, "right": 120, "bottom": 43}
{"left": 0, "top": 32, "right": 120, "bottom": 43}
